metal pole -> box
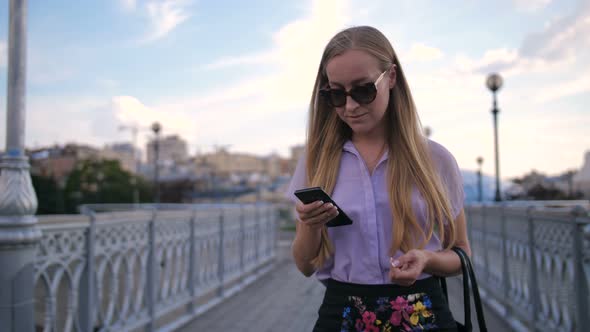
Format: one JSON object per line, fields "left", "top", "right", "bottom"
{"left": 477, "top": 169, "right": 483, "bottom": 202}
{"left": 187, "top": 208, "right": 196, "bottom": 313}
{"left": 492, "top": 92, "right": 501, "bottom": 202}
{"left": 0, "top": 1, "right": 42, "bottom": 331}
{"left": 146, "top": 209, "right": 157, "bottom": 332}
{"left": 132, "top": 126, "right": 139, "bottom": 204}
{"left": 500, "top": 203, "right": 511, "bottom": 319}
{"left": 154, "top": 136, "right": 160, "bottom": 204}
{"left": 79, "top": 207, "right": 96, "bottom": 332}
{"left": 239, "top": 205, "right": 244, "bottom": 274}
{"left": 527, "top": 206, "right": 540, "bottom": 331}
{"left": 572, "top": 206, "right": 589, "bottom": 331}
{"left": 217, "top": 209, "right": 224, "bottom": 297}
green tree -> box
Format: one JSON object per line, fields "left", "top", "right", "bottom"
{"left": 31, "top": 174, "right": 62, "bottom": 214}
{"left": 63, "top": 159, "right": 152, "bottom": 213}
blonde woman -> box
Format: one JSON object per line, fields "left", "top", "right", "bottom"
{"left": 286, "top": 26, "right": 470, "bottom": 332}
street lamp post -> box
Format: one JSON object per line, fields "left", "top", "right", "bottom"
{"left": 151, "top": 122, "right": 161, "bottom": 204}
{"left": 486, "top": 73, "right": 503, "bottom": 202}
{"left": 0, "top": 1, "right": 41, "bottom": 330}
{"left": 476, "top": 156, "right": 484, "bottom": 202}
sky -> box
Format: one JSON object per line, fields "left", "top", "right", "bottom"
{"left": 0, "top": 0, "right": 588, "bottom": 180}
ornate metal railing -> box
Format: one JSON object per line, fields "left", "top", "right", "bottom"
{"left": 466, "top": 203, "right": 590, "bottom": 332}
{"left": 33, "top": 203, "right": 278, "bottom": 332}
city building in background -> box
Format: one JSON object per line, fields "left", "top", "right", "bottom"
{"left": 574, "top": 151, "right": 590, "bottom": 198}
{"left": 146, "top": 135, "right": 188, "bottom": 165}
{"left": 100, "top": 143, "right": 138, "bottom": 174}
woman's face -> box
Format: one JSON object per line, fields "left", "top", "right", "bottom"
{"left": 325, "top": 49, "right": 395, "bottom": 138}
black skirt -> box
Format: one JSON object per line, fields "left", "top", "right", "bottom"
{"left": 313, "top": 277, "right": 458, "bottom": 332}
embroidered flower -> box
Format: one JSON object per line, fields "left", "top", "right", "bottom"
{"left": 366, "top": 325, "right": 379, "bottom": 332}
{"left": 422, "top": 295, "right": 432, "bottom": 309}
{"left": 402, "top": 322, "right": 412, "bottom": 331}
{"left": 342, "top": 307, "right": 351, "bottom": 318}
{"left": 390, "top": 296, "right": 408, "bottom": 311}
{"left": 362, "top": 311, "right": 377, "bottom": 325}
{"left": 413, "top": 301, "right": 426, "bottom": 312}
{"left": 410, "top": 312, "right": 420, "bottom": 325}
{"left": 390, "top": 310, "right": 402, "bottom": 326}
{"left": 355, "top": 318, "right": 364, "bottom": 331}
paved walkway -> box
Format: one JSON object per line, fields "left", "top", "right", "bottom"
{"left": 178, "top": 233, "right": 511, "bottom": 332}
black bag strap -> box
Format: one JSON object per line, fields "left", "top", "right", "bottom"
{"left": 454, "top": 247, "right": 472, "bottom": 331}
{"left": 439, "top": 248, "right": 472, "bottom": 331}
{"left": 453, "top": 247, "right": 487, "bottom": 332}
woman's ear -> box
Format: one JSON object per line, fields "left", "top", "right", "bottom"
{"left": 389, "top": 64, "right": 397, "bottom": 89}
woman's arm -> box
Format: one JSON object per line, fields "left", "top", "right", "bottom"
{"left": 291, "top": 200, "right": 339, "bottom": 277}
{"left": 390, "top": 210, "right": 471, "bottom": 285}
{"left": 423, "top": 209, "right": 471, "bottom": 277}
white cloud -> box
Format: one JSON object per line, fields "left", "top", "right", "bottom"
{"left": 142, "top": 0, "right": 192, "bottom": 43}
{"left": 200, "top": 52, "right": 276, "bottom": 71}
{"left": 520, "top": 2, "right": 590, "bottom": 62}
{"left": 404, "top": 43, "right": 444, "bottom": 62}
{"left": 513, "top": 0, "right": 553, "bottom": 12}
{"left": 151, "top": 0, "right": 352, "bottom": 154}
{"left": 453, "top": 48, "right": 520, "bottom": 75}
{"left": 0, "top": 40, "right": 6, "bottom": 68}
{"left": 533, "top": 69, "right": 590, "bottom": 103}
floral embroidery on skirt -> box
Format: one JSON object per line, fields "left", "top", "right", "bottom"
{"left": 340, "top": 292, "right": 438, "bottom": 332}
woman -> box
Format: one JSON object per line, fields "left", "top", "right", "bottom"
{"left": 286, "top": 26, "right": 470, "bottom": 332}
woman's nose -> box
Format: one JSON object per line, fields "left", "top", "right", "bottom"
{"left": 345, "top": 95, "right": 359, "bottom": 111}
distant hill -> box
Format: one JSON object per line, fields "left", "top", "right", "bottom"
{"left": 460, "top": 170, "right": 509, "bottom": 202}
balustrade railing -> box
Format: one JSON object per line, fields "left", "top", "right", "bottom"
{"left": 33, "top": 203, "right": 278, "bottom": 332}
{"left": 466, "top": 203, "right": 590, "bottom": 332}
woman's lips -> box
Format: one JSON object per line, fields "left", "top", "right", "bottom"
{"left": 348, "top": 113, "right": 368, "bottom": 119}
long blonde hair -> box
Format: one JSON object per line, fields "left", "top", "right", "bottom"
{"left": 306, "top": 26, "right": 457, "bottom": 268}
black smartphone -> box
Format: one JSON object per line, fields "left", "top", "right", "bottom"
{"left": 293, "top": 187, "right": 353, "bottom": 227}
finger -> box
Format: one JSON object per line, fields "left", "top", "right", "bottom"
{"left": 304, "top": 206, "right": 339, "bottom": 226}
{"left": 393, "top": 253, "right": 414, "bottom": 268}
{"left": 392, "top": 266, "right": 419, "bottom": 281}
{"left": 390, "top": 269, "right": 417, "bottom": 286}
{"left": 296, "top": 200, "right": 324, "bottom": 214}
{"left": 305, "top": 207, "right": 339, "bottom": 226}
{"left": 299, "top": 202, "right": 336, "bottom": 222}
{"left": 305, "top": 202, "right": 336, "bottom": 220}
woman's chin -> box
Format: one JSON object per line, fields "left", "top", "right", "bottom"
{"left": 348, "top": 123, "right": 376, "bottom": 136}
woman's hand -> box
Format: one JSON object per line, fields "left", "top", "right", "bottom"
{"left": 389, "top": 249, "right": 430, "bottom": 286}
{"left": 295, "top": 200, "right": 339, "bottom": 229}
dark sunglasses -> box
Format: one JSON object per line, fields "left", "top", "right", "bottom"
{"left": 320, "top": 70, "right": 388, "bottom": 108}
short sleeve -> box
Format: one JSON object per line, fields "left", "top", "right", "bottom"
{"left": 429, "top": 141, "right": 465, "bottom": 220}
{"left": 284, "top": 152, "right": 307, "bottom": 204}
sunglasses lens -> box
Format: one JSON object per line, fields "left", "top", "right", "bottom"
{"left": 320, "top": 83, "right": 377, "bottom": 107}
{"left": 331, "top": 90, "right": 348, "bottom": 107}
{"left": 350, "top": 84, "right": 377, "bottom": 104}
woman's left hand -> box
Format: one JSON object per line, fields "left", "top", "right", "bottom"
{"left": 389, "top": 249, "right": 429, "bottom": 286}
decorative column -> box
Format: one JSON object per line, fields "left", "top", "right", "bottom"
{"left": 0, "top": 1, "right": 41, "bottom": 331}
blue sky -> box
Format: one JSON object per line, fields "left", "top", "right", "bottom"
{"left": 0, "top": 0, "right": 588, "bottom": 179}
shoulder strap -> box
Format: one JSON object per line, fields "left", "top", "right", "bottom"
{"left": 453, "top": 247, "right": 472, "bottom": 331}
{"left": 452, "top": 247, "right": 488, "bottom": 332}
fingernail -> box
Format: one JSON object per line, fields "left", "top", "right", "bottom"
{"left": 326, "top": 203, "right": 333, "bottom": 208}
{"left": 391, "top": 259, "right": 400, "bottom": 268}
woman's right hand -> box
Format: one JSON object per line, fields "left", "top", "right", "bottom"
{"left": 295, "top": 200, "right": 339, "bottom": 229}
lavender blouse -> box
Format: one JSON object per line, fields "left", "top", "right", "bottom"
{"left": 285, "top": 139, "right": 464, "bottom": 285}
